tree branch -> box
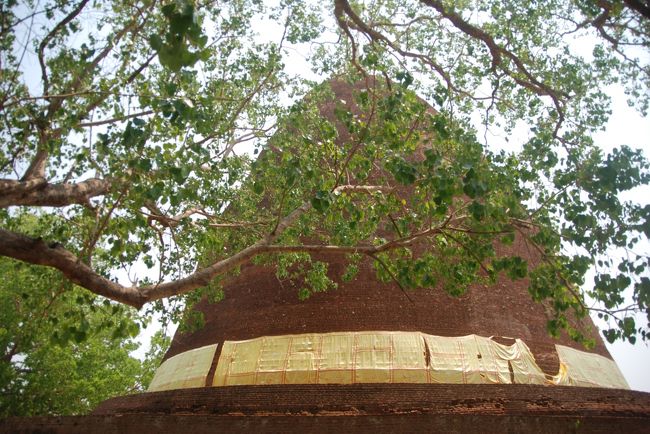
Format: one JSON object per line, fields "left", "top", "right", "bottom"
{"left": 0, "top": 228, "right": 145, "bottom": 308}
{"left": 37, "top": 0, "right": 90, "bottom": 98}
{"left": 0, "top": 185, "right": 414, "bottom": 307}
{"left": 24, "top": 6, "right": 148, "bottom": 182}
{"left": 333, "top": 0, "right": 511, "bottom": 105}
{"left": 77, "top": 110, "right": 154, "bottom": 128}
{"left": 623, "top": 0, "right": 650, "bottom": 20}
{"left": 0, "top": 178, "right": 111, "bottom": 208}
{"left": 368, "top": 252, "right": 413, "bottom": 302}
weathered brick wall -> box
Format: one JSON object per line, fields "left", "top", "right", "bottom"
{"left": 164, "top": 79, "right": 610, "bottom": 378}
{"left": 93, "top": 384, "right": 650, "bottom": 417}
{"left": 8, "top": 384, "right": 649, "bottom": 434}
{"left": 4, "top": 412, "right": 650, "bottom": 434}
{"left": 7, "top": 79, "right": 644, "bottom": 434}
{"left": 166, "top": 234, "right": 608, "bottom": 376}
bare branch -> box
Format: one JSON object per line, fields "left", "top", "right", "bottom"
{"left": 38, "top": 0, "right": 90, "bottom": 98}
{"left": 77, "top": 110, "right": 154, "bottom": 128}
{"left": 0, "top": 228, "right": 145, "bottom": 308}
{"left": 0, "top": 178, "right": 111, "bottom": 208}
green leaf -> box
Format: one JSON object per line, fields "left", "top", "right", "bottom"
{"left": 386, "top": 158, "right": 418, "bottom": 184}
{"left": 252, "top": 182, "right": 264, "bottom": 195}
{"left": 148, "top": 34, "right": 162, "bottom": 51}
{"left": 311, "top": 190, "right": 333, "bottom": 213}
{"left": 469, "top": 201, "right": 486, "bottom": 221}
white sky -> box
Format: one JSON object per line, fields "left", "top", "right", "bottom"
{"left": 588, "top": 89, "right": 650, "bottom": 392}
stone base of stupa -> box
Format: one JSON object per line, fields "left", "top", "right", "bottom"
{"left": 4, "top": 384, "right": 650, "bottom": 433}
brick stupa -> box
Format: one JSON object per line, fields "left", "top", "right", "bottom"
{"left": 6, "top": 79, "right": 650, "bottom": 433}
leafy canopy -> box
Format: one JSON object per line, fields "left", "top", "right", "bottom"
{"left": 0, "top": 256, "right": 159, "bottom": 416}
{"left": 0, "top": 0, "right": 649, "bottom": 358}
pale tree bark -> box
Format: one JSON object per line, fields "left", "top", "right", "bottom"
{"left": 0, "top": 178, "right": 111, "bottom": 208}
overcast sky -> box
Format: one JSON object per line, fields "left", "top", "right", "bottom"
{"left": 588, "top": 89, "right": 650, "bottom": 392}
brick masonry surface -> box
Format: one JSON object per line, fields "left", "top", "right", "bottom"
{"left": 5, "top": 384, "right": 650, "bottom": 433}
{"left": 165, "top": 239, "right": 610, "bottom": 377}
{"left": 164, "top": 79, "right": 611, "bottom": 380}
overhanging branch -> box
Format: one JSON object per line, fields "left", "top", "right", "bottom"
{"left": 0, "top": 184, "right": 418, "bottom": 307}
{"left": 0, "top": 178, "right": 112, "bottom": 208}
{"left": 0, "top": 228, "right": 145, "bottom": 308}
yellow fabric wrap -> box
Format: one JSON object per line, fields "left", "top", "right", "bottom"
{"left": 553, "top": 344, "right": 629, "bottom": 389}
{"left": 213, "top": 331, "right": 428, "bottom": 386}
{"left": 423, "top": 335, "right": 547, "bottom": 385}
{"left": 213, "top": 332, "right": 547, "bottom": 387}
{"left": 493, "top": 339, "right": 548, "bottom": 385}
{"left": 147, "top": 334, "right": 629, "bottom": 390}
{"left": 148, "top": 344, "right": 217, "bottom": 392}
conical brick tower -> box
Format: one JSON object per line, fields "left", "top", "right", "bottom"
{"left": 10, "top": 79, "right": 649, "bottom": 433}
{"left": 148, "top": 79, "right": 618, "bottom": 382}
